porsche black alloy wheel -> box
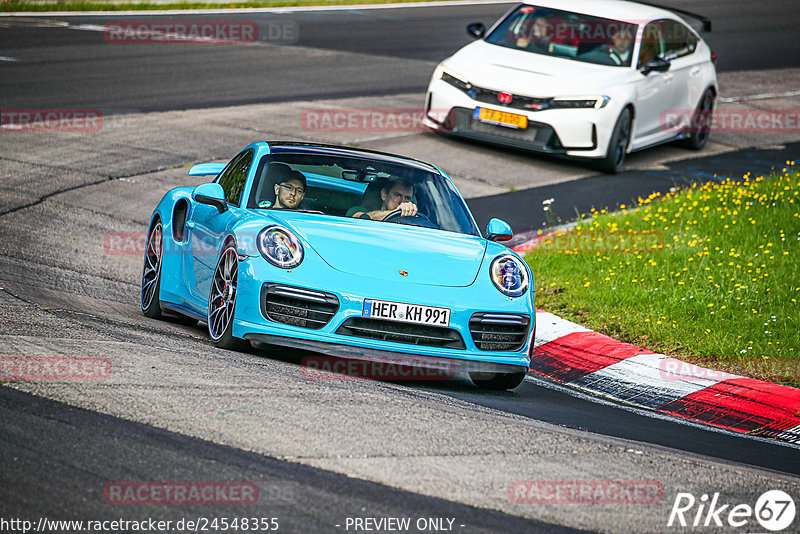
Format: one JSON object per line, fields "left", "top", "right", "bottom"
{"left": 141, "top": 220, "right": 163, "bottom": 318}
{"left": 208, "top": 242, "right": 248, "bottom": 350}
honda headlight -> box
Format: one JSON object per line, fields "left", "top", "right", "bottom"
{"left": 436, "top": 65, "right": 471, "bottom": 91}
{"left": 257, "top": 225, "right": 304, "bottom": 268}
{"left": 549, "top": 96, "right": 611, "bottom": 109}
{"left": 490, "top": 255, "right": 529, "bottom": 297}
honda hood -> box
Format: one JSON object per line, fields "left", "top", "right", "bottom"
{"left": 442, "top": 40, "right": 628, "bottom": 97}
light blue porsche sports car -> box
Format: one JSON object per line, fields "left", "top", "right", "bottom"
{"left": 141, "top": 142, "right": 534, "bottom": 389}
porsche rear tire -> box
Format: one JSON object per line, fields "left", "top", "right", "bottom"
{"left": 469, "top": 370, "right": 527, "bottom": 390}
{"left": 596, "top": 107, "right": 632, "bottom": 174}
{"left": 141, "top": 219, "right": 164, "bottom": 319}
{"left": 208, "top": 241, "right": 248, "bottom": 351}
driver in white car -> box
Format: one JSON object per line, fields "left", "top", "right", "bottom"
{"left": 349, "top": 178, "right": 417, "bottom": 220}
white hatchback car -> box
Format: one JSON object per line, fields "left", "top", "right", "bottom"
{"left": 423, "top": 0, "right": 717, "bottom": 173}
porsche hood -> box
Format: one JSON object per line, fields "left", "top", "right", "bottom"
{"left": 286, "top": 217, "right": 487, "bottom": 287}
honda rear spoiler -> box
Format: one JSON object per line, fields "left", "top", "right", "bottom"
{"left": 633, "top": 1, "right": 712, "bottom": 32}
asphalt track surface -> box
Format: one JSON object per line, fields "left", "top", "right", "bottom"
{"left": 0, "top": 387, "right": 573, "bottom": 533}
{"left": 1, "top": 0, "right": 800, "bottom": 111}
{"left": 468, "top": 141, "right": 800, "bottom": 230}
{"left": 2, "top": 1, "right": 800, "bottom": 532}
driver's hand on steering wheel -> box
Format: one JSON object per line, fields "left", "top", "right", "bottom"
{"left": 397, "top": 201, "right": 417, "bottom": 217}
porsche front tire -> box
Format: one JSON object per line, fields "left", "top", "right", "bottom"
{"left": 208, "top": 241, "right": 248, "bottom": 351}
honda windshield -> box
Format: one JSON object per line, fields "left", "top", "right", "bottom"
{"left": 485, "top": 5, "right": 639, "bottom": 67}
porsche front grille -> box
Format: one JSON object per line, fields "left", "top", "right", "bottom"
{"left": 261, "top": 284, "right": 339, "bottom": 330}
{"left": 469, "top": 313, "right": 530, "bottom": 351}
{"left": 336, "top": 317, "right": 465, "bottom": 350}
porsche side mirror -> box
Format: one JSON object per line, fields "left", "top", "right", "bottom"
{"left": 188, "top": 162, "right": 226, "bottom": 177}
{"left": 640, "top": 56, "right": 671, "bottom": 75}
{"left": 486, "top": 218, "right": 513, "bottom": 242}
{"left": 193, "top": 182, "right": 227, "bottom": 214}
{"left": 467, "top": 22, "right": 486, "bottom": 39}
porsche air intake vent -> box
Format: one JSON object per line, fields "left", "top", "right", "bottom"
{"left": 261, "top": 284, "right": 339, "bottom": 330}
{"left": 469, "top": 313, "right": 530, "bottom": 351}
{"left": 336, "top": 318, "right": 465, "bottom": 350}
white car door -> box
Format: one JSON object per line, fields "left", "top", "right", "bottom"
{"left": 631, "top": 21, "right": 675, "bottom": 148}
{"left": 661, "top": 19, "right": 707, "bottom": 125}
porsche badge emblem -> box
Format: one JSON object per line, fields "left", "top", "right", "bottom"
{"left": 398, "top": 270, "right": 408, "bottom": 277}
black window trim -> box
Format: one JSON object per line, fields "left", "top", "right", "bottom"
{"left": 216, "top": 148, "right": 255, "bottom": 208}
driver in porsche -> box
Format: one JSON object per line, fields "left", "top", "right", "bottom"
{"left": 349, "top": 178, "right": 417, "bottom": 220}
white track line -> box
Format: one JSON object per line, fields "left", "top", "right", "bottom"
{"left": 570, "top": 353, "right": 735, "bottom": 409}
{"left": 533, "top": 309, "right": 591, "bottom": 347}
{"left": 719, "top": 90, "right": 800, "bottom": 103}
{"left": 524, "top": 373, "right": 800, "bottom": 449}
{"left": 0, "top": 56, "right": 19, "bottom": 62}
{"left": 1, "top": 0, "right": 514, "bottom": 17}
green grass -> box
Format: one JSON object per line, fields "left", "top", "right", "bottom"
{"left": 1, "top": 0, "right": 451, "bottom": 12}
{"left": 526, "top": 164, "right": 800, "bottom": 386}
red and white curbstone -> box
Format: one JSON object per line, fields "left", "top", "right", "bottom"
{"left": 531, "top": 309, "right": 800, "bottom": 443}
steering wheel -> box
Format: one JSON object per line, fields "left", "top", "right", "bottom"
{"left": 382, "top": 208, "right": 427, "bottom": 222}
{"left": 381, "top": 209, "right": 438, "bottom": 229}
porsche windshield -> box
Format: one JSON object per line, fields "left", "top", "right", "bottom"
{"left": 246, "top": 152, "right": 480, "bottom": 237}
{"left": 485, "top": 5, "right": 638, "bottom": 67}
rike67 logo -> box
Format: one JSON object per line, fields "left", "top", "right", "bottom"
{"left": 668, "top": 490, "right": 795, "bottom": 531}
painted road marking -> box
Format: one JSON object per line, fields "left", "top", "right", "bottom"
{"left": 571, "top": 353, "right": 730, "bottom": 409}
{"left": 1, "top": 0, "right": 515, "bottom": 17}
{"left": 533, "top": 309, "right": 591, "bottom": 346}
{"left": 719, "top": 90, "right": 800, "bottom": 103}
{"left": 531, "top": 308, "right": 800, "bottom": 443}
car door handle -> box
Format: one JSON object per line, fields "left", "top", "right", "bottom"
{"left": 186, "top": 221, "right": 195, "bottom": 229}
{"left": 663, "top": 73, "right": 674, "bottom": 82}
{"left": 690, "top": 66, "right": 701, "bottom": 77}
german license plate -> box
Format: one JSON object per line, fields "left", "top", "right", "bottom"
{"left": 363, "top": 299, "right": 451, "bottom": 327}
{"left": 474, "top": 107, "right": 528, "bottom": 129}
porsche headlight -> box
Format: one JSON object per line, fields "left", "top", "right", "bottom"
{"left": 257, "top": 225, "right": 304, "bottom": 268}
{"left": 490, "top": 255, "right": 529, "bottom": 297}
